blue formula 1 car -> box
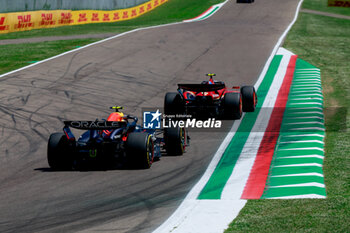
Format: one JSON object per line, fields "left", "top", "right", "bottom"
{"left": 47, "top": 106, "right": 189, "bottom": 170}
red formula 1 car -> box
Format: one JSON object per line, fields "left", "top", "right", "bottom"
{"left": 164, "top": 74, "right": 257, "bottom": 120}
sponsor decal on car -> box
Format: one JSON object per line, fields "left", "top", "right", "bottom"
{"left": 64, "top": 121, "right": 126, "bottom": 129}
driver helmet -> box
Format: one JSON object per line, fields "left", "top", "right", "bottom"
{"left": 107, "top": 112, "right": 125, "bottom": 122}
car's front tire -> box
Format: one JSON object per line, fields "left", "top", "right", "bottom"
{"left": 164, "top": 127, "right": 186, "bottom": 156}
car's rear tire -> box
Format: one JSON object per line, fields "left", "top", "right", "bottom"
{"left": 47, "top": 133, "right": 73, "bottom": 170}
{"left": 223, "top": 92, "right": 242, "bottom": 120}
{"left": 241, "top": 86, "right": 257, "bottom": 112}
{"left": 164, "top": 127, "right": 185, "bottom": 156}
{"left": 164, "top": 92, "right": 184, "bottom": 115}
{"left": 126, "top": 132, "right": 154, "bottom": 169}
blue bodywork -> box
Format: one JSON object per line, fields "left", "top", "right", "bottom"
{"left": 62, "top": 117, "right": 163, "bottom": 164}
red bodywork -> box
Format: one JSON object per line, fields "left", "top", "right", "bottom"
{"left": 182, "top": 77, "right": 240, "bottom": 102}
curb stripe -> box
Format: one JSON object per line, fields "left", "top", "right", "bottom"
{"left": 197, "top": 55, "right": 283, "bottom": 199}
{"left": 271, "top": 173, "right": 323, "bottom": 177}
{"left": 270, "top": 182, "right": 325, "bottom": 188}
{"left": 240, "top": 55, "right": 297, "bottom": 199}
{"left": 183, "top": 2, "right": 226, "bottom": 22}
{"left": 261, "top": 59, "right": 326, "bottom": 199}
{"left": 267, "top": 194, "right": 325, "bottom": 199}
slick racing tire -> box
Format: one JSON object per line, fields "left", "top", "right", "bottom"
{"left": 164, "top": 92, "right": 184, "bottom": 116}
{"left": 126, "top": 132, "right": 154, "bottom": 169}
{"left": 47, "top": 133, "right": 73, "bottom": 170}
{"left": 223, "top": 92, "right": 242, "bottom": 120}
{"left": 164, "top": 127, "right": 185, "bottom": 156}
{"left": 241, "top": 86, "right": 257, "bottom": 112}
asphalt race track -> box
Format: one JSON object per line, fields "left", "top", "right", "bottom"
{"left": 0, "top": 1, "right": 300, "bottom": 232}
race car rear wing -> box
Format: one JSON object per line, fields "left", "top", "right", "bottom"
{"left": 177, "top": 83, "right": 225, "bottom": 92}
{"left": 64, "top": 121, "right": 127, "bottom": 130}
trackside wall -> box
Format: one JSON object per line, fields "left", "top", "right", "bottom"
{"left": 0, "top": 0, "right": 168, "bottom": 34}
{"left": 0, "top": 0, "right": 150, "bottom": 13}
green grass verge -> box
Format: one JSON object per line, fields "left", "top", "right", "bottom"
{"left": 302, "top": 0, "right": 350, "bottom": 17}
{"left": 0, "top": 39, "right": 99, "bottom": 75}
{"left": 225, "top": 9, "right": 350, "bottom": 233}
{"left": 0, "top": 0, "right": 223, "bottom": 74}
{"left": 0, "top": 0, "right": 224, "bottom": 40}
{"left": 0, "top": 0, "right": 224, "bottom": 75}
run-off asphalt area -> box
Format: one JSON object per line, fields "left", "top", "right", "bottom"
{"left": 0, "top": 1, "right": 300, "bottom": 233}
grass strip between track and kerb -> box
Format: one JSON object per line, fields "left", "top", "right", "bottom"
{"left": 0, "top": 0, "right": 225, "bottom": 75}
{"left": 225, "top": 3, "right": 350, "bottom": 233}
{"left": 0, "top": 39, "right": 100, "bottom": 75}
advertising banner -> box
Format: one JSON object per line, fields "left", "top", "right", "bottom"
{"left": 328, "top": 0, "right": 350, "bottom": 7}
{"left": 0, "top": 0, "right": 167, "bottom": 34}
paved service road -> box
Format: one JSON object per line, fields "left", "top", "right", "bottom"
{"left": 0, "top": 1, "right": 300, "bottom": 232}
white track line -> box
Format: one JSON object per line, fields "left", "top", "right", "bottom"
{"left": 288, "top": 103, "right": 323, "bottom": 106}
{"left": 287, "top": 112, "right": 324, "bottom": 116}
{"left": 274, "top": 163, "right": 323, "bottom": 168}
{"left": 278, "top": 155, "right": 324, "bottom": 159}
{"left": 292, "top": 90, "right": 323, "bottom": 94}
{"left": 290, "top": 98, "right": 323, "bottom": 101}
{"left": 269, "top": 182, "right": 325, "bottom": 188}
{"left": 293, "top": 93, "right": 323, "bottom": 97}
{"left": 279, "top": 140, "right": 324, "bottom": 144}
{"left": 267, "top": 194, "right": 325, "bottom": 199}
{"left": 282, "top": 134, "right": 324, "bottom": 138}
{"left": 279, "top": 147, "right": 324, "bottom": 151}
{"left": 285, "top": 116, "right": 324, "bottom": 120}
{"left": 293, "top": 84, "right": 322, "bottom": 87}
{"left": 271, "top": 173, "right": 323, "bottom": 177}
{"left": 288, "top": 107, "right": 323, "bottom": 110}
{"left": 293, "top": 78, "right": 321, "bottom": 81}
{"left": 289, "top": 127, "right": 325, "bottom": 131}
{"left": 285, "top": 122, "right": 324, "bottom": 125}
